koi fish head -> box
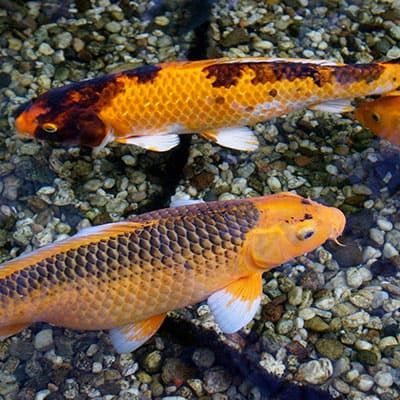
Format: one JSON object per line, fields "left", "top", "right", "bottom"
{"left": 15, "top": 81, "right": 110, "bottom": 148}
{"left": 354, "top": 95, "right": 400, "bottom": 147}
{"left": 246, "top": 193, "right": 346, "bottom": 270}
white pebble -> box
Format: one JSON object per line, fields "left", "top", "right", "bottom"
{"left": 267, "top": 176, "right": 282, "bottom": 192}
{"left": 377, "top": 218, "right": 393, "bottom": 231}
{"left": 383, "top": 242, "right": 399, "bottom": 258}
{"left": 38, "top": 42, "right": 54, "bottom": 55}
{"left": 374, "top": 371, "right": 393, "bottom": 388}
{"left": 357, "top": 374, "right": 374, "bottom": 392}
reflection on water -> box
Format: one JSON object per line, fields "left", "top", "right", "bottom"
{"left": 0, "top": 1, "right": 399, "bottom": 399}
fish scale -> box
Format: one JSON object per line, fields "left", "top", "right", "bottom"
{"left": 0, "top": 200, "right": 260, "bottom": 331}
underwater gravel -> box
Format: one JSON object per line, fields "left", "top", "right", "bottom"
{"left": 0, "top": 0, "right": 400, "bottom": 399}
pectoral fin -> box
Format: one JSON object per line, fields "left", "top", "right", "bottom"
{"left": 207, "top": 274, "right": 263, "bottom": 334}
{"left": 109, "top": 314, "right": 166, "bottom": 353}
{"left": 116, "top": 134, "right": 180, "bottom": 152}
{"left": 0, "top": 323, "right": 29, "bottom": 340}
{"left": 309, "top": 99, "right": 354, "bottom": 113}
{"left": 200, "top": 127, "right": 259, "bottom": 151}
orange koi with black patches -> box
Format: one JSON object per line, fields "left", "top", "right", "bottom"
{"left": 15, "top": 57, "right": 400, "bottom": 152}
{"left": 0, "top": 194, "right": 344, "bottom": 353}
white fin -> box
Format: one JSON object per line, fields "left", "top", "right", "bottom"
{"left": 309, "top": 99, "right": 354, "bottom": 113}
{"left": 200, "top": 127, "right": 258, "bottom": 151}
{"left": 170, "top": 199, "right": 205, "bottom": 207}
{"left": 109, "top": 314, "right": 166, "bottom": 353}
{"left": 116, "top": 134, "right": 180, "bottom": 152}
{"left": 207, "top": 274, "right": 262, "bottom": 334}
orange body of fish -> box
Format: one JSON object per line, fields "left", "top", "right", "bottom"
{"left": 15, "top": 57, "right": 400, "bottom": 152}
{"left": 0, "top": 193, "right": 345, "bottom": 353}
{"left": 355, "top": 93, "right": 400, "bottom": 147}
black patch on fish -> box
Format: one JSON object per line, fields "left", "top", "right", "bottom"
{"left": 304, "top": 213, "right": 313, "bottom": 220}
{"left": 333, "top": 64, "right": 384, "bottom": 85}
{"left": 203, "top": 61, "right": 329, "bottom": 88}
{"left": 269, "top": 89, "right": 278, "bottom": 97}
{"left": 124, "top": 65, "right": 162, "bottom": 84}
{"left": 203, "top": 63, "right": 244, "bottom": 88}
{"left": 271, "top": 62, "right": 327, "bottom": 87}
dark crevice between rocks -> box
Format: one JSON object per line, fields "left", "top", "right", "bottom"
{"left": 162, "top": 315, "right": 338, "bottom": 400}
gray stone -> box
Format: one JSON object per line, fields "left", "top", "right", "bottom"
{"left": 203, "top": 367, "right": 232, "bottom": 394}
{"left": 34, "top": 329, "right": 54, "bottom": 352}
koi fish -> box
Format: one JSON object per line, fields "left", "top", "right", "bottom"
{"left": 0, "top": 193, "right": 345, "bottom": 353}
{"left": 354, "top": 92, "right": 400, "bottom": 147}
{"left": 15, "top": 57, "right": 400, "bottom": 152}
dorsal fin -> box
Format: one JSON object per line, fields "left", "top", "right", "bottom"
{"left": 0, "top": 221, "right": 154, "bottom": 280}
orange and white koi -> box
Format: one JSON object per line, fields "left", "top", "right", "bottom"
{"left": 15, "top": 57, "right": 400, "bottom": 152}
{"left": 0, "top": 193, "right": 345, "bottom": 353}
{"left": 354, "top": 92, "right": 400, "bottom": 147}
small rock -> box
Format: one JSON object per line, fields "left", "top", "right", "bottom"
{"left": 203, "top": 367, "right": 232, "bottom": 394}
{"left": 342, "top": 311, "right": 370, "bottom": 328}
{"left": 38, "top": 43, "right": 54, "bottom": 56}
{"left": 105, "top": 21, "right": 121, "bottom": 33}
{"left": 356, "top": 374, "right": 374, "bottom": 392}
{"left": 346, "top": 267, "right": 363, "bottom": 288}
{"left": 34, "top": 329, "right": 54, "bottom": 352}
{"left": 297, "top": 358, "right": 333, "bottom": 384}
{"left": 142, "top": 351, "right": 162, "bottom": 373}
{"left": 192, "top": 348, "right": 215, "bottom": 368}
{"left": 161, "top": 358, "right": 196, "bottom": 385}
{"left": 304, "top": 316, "right": 329, "bottom": 332}
{"left": 383, "top": 242, "right": 399, "bottom": 258}
{"left": 379, "top": 336, "right": 398, "bottom": 350}
{"left": 315, "top": 339, "right": 344, "bottom": 360}
{"left": 374, "top": 371, "right": 393, "bottom": 388}
{"left": 288, "top": 286, "right": 303, "bottom": 306}
{"left": 54, "top": 32, "right": 73, "bottom": 49}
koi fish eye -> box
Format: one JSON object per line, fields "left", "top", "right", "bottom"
{"left": 371, "top": 113, "right": 380, "bottom": 123}
{"left": 42, "top": 123, "right": 58, "bottom": 133}
{"left": 296, "top": 228, "right": 314, "bottom": 240}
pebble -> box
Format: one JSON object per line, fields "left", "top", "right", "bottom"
{"left": 192, "top": 348, "right": 215, "bottom": 368}
{"left": 34, "top": 329, "right": 54, "bottom": 352}
{"left": 298, "top": 358, "right": 333, "bottom": 384}
{"left": 315, "top": 339, "right": 344, "bottom": 360}
{"left": 155, "top": 16, "right": 170, "bottom": 26}
{"left": 142, "top": 351, "right": 162, "bottom": 373}
{"left": 288, "top": 286, "right": 303, "bottom": 306}
{"left": 203, "top": 367, "right": 232, "bottom": 394}
{"left": 374, "top": 371, "right": 393, "bottom": 388}
{"left": 369, "top": 228, "right": 384, "bottom": 245}
{"left": 54, "top": 32, "right": 73, "bottom": 49}
{"left": 304, "top": 316, "right": 330, "bottom": 332}
{"left": 346, "top": 268, "right": 363, "bottom": 288}
{"left": 267, "top": 176, "right": 282, "bottom": 192}
{"left": 342, "top": 311, "right": 370, "bottom": 328}
{"left": 356, "top": 374, "right": 374, "bottom": 392}
{"left": 38, "top": 43, "right": 54, "bottom": 56}
{"left": 105, "top": 21, "right": 121, "bottom": 33}
{"left": 383, "top": 242, "right": 399, "bottom": 258}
